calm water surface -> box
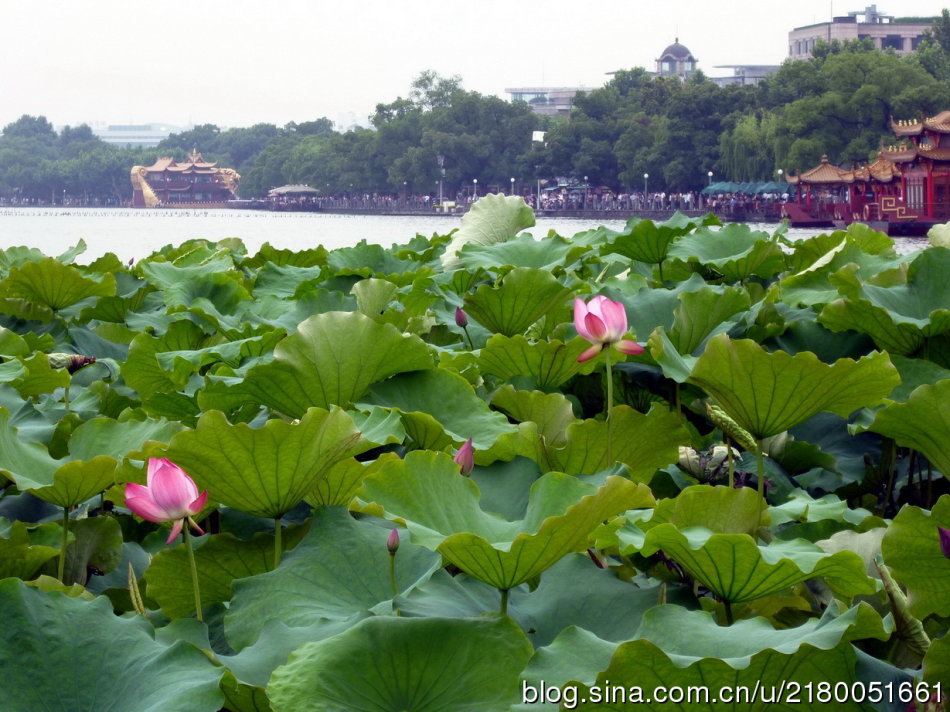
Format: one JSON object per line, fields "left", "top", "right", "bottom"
{"left": 0, "top": 207, "right": 929, "bottom": 263}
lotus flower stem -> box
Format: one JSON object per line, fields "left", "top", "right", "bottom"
{"left": 273, "top": 518, "right": 283, "bottom": 569}
{"left": 657, "top": 261, "right": 665, "bottom": 282}
{"left": 183, "top": 527, "right": 203, "bottom": 622}
{"left": 755, "top": 446, "right": 765, "bottom": 496}
{"left": 388, "top": 555, "right": 401, "bottom": 616}
{"left": 461, "top": 325, "right": 474, "bottom": 350}
{"left": 499, "top": 588, "right": 510, "bottom": 616}
{"left": 723, "top": 599, "right": 734, "bottom": 625}
{"left": 605, "top": 351, "right": 614, "bottom": 464}
{"left": 58, "top": 507, "right": 69, "bottom": 582}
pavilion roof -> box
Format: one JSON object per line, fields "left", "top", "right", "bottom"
{"left": 890, "top": 110, "right": 950, "bottom": 136}
{"left": 786, "top": 155, "right": 853, "bottom": 185}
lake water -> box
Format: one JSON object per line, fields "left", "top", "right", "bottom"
{"left": 0, "top": 207, "right": 929, "bottom": 263}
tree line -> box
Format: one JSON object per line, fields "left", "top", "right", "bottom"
{"left": 3, "top": 12, "right": 950, "bottom": 204}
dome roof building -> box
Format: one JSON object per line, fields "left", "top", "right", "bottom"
{"left": 656, "top": 39, "right": 698, "bottom": 79}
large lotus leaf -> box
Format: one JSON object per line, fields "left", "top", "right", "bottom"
{"left": 639, "top": 524, "right": 877, "bottom": 603}
{"left": 0, "top": 579, "right": 223, "bottom": 712}
{"left": 667, "top": 223, "right": 785, "bottom": 281}
{"left": 252, "top": 262, "right": 323, "bottom": 298}
{"left": 161, "top": 407, "right": 370, "bottom": 518}
{"left": 225, "top": 507, "right": 441, "bottom": 650}
{"left": 138, "top": 252, "right": 236, "bottom": 288}
{"left": 267, "top": 615, "right": 533, "bottom": 712}
{"left": 669, "top": 285, "right": 752, "bottom": 355}
{"left": 147, "top": 531, "right": 287, "bottom": 618}
{"left": 152, "top": 331, "right": 284, "bottom": 385}
{"left": 222, "top": 311, "right": 433, "bottom": 417}
{"left": 440, "top": 193, "right": 536, "bottom": 270}
{"left": 665, "top": 485, "right": 769, "bottom": 536}
{"left": 400, "top": 554, "right": 691, "bottom": 647}
{"left": 880, "top": 496, "right": 950, "bottom": 619}
{"left": 0, "top": 520, "right": 61, "bottom": 579}
{"left": 361, "top": 369, "right": 518, "bottom": 450}
{"left": 886, "top": 354, "right": 950, "bottom": 402}
{"left": 3, "top": 352, "right": 70, "bottom": 397}
{"left": 463, "top": 268, "right": 571, "bottom": 336}
{"left": 648, "top": 326, "right": 696, "bottom": 383}
{"left": 0, "top": 257, "right": 116, "bottom": 312}
{"left": 457, "top": 232, "right": 576, "bottom": 272}
{"left": 547, "top": 405, "right": 689, "bottom": 480}
{"left": 327, "top": 240, "right": 422, "bottom": 276}
{"left": 601, "top": 212, "right": 709, "bottom": 265}
{"left": 571, "top": 603, "right": 888, "bottom": 711}
{"left": 357, "top": 450, "right": 654, "bottom": 590}
{"left": 0, "top": 325, "right": 29, "bottom": 357}
{"left": 780, "top": 244, "right": 909, "bottom": 308}
{"left": 923, "top": 633, "right": 950, "bottom": 686}
{"left": 67, "top": 415, "right": 182, "bottom": 461}
{"left": 869, "top": 380, "right": 950, "bottom": 477}
{"left": 62, "top": 515, "right": 123, "bottom": 586}
{"left": 490, "top": 386, "right": 576, "bottom": 449}
{"left": 0, "top": 408, "right": 119, "bottom": 507}
{"left": 248, "top": 242, "right": 328, "bottom": 268}
{"left": 819, "top": 250, "right": 950, "bottom": 356}
{"left": 478, "top": 334, "right": 596, "bottom": 388}
{"left": 123, "top": 319, "right": 209, "bottom": 400}
{"left": 688, "top": 334, "right": 899, "bottom": 440}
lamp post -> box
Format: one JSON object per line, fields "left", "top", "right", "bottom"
{"left": 707, "top": 170, "right": 713, "bottom": 185}
{"left": 473, "top": 178, "right": 478, "bottom": 199}
{"left": 510, "top": 177, "right": 515, "bottom": 195}
{"left": 584, "top": 175, "right": 588, "bottom": 209}
{"left": 643, "top": 173, "right": 649, "bottom": 205}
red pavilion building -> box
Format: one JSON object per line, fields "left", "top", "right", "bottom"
{"left": 131, "top": 149, "right": 239, "bottom": 208}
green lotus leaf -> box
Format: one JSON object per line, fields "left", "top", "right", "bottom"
{"left": 123, "top": 319, "right": 209, "bottom": 400}
{"left": 639, "top": 524, "right": 877, "bottom": 603}
{"left": 648, "top": 326, "right": 696, "bottom": 383}
{"left": 669, "top": 284, "right": 752, "bottom": 355}
{"left": 571, "top": 603, "right": 889, "bottom": 711}
{"left": 457, "top": 232, "right": 575, "bottom": 272}
{"left": 886, "top": 354, "right": 950, "bottom": 402}
{"left": 357, "top": 450, "right": 654, "bottom": 590}
{"left": 251, "top": 262, "right": 323, "bottom": 299}
{"left": 478, "top": 334, "right": 596, "bottom": 388}
{"left": 440, "top": 193, "right": 536, "bottom": 270}
{"left": 138, "top": 252, "right": 237, "bottom": 288}
{"left": 225, "top": 507, "right": 441, "bottom": 650}
{"left": 688, "top": 334, "right": 899, "bottom": 440}
{"left": 0, "top": 257, "right": 116, "bottom": 313}
{"left": 267, "top": 615, "right": 532, "bottom": 712}
{"left": 819, "top": 249, "right": 950, "bottom": 357}
{"left": 0, "top": 521, "right": 61, "bottom": 579}
{"left": 667, "top": 223, "right": 785, "bottom": 282}
{"left": 664, "top": 484, "right": 769, "bottom": 536}
{"left": 0, "top": 579, "right": 223, "bottom": 712}
{"left": 923, "top": 633, "right": 950, "bottom": 686}
{"left": 305, "top": 456, "right": 378, "bottom": 507}
{"left": 327, "top": 239, "right": 423, "bottom": 276}
{"left": 463, "top": 267, "right": 571, "bottom": 336}
{"left": 247, "top": 242, "right": 328, "bottom": 268}
{"left": 161, "top": 407, "right": 370, "bottom": 518}
{"left": 220, "top": 311, "right": 433, "bottom": 417}
{"left": 147, "top": 531, "right": 286, "bottom": 618}
{"left": 880, "top": 496, "right": 950, "bottom": 619}
{"left": 361, "top": 369, "right": 518, "bottom": 450}
{"left": 490, "top": 386, "right": 576, "bottom": 449}
{"left": 869, "top": 379, "right": 950, "bottom": 477}
{"left": 601, "top": 212, "right": 710, "bottom": 265}
{"left": 548, "top": 405, "right": 689, "bottom": 480}
{"left": 62, "top": 515, "right": 123, "bottom": 586}
{"left": 350, "top": 277, "right": 398, "bottom": 318}
{"left": 4, "top": 352, "right": 70, "bottom": 397}
{"left": 0, "top": 325, "right": 29, "bottom": 357}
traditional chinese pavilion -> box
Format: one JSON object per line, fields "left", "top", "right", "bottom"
{"left": 784, "top": 110, "right": 950, "bottom": 234}
{"left": 130, "top": 149, "right": 239, "bottom": 208}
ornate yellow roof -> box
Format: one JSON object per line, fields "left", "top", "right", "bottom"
{"left": 786, "top": 155, "right": 854, "bottom": 185}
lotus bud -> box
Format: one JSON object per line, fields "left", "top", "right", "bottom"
{"left": 587, "top": 548, "right": 608, "bottom": 569}
{"left": 940, "top": 527, "right": 950, "bottom": 560}
{"left": 453, "top": 438, "right": 474, "bottom": 476}
{"left": 387, "top": 527, "right": 400, "bottom": 555}
{"left": 48, "top": 353, "right": 97, "bottom": 373}
{"left": 454, "top": 307, "right": 468, "bottom": 328}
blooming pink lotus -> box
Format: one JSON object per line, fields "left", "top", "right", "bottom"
{"left": 125, "top": 458, "right": 209, "bottom": 545}
{"left": 573, "top": 295, "right": 645, "bottom": 362}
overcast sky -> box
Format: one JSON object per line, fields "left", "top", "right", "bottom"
{"left": 1, "top": 0, "right": 944, "bottom": 131}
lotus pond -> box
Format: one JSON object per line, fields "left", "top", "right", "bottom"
{"left": 1, "top": 194, "right": 949, "bottom": 711}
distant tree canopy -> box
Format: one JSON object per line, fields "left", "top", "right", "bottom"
{"left": 4, "top": 17, "right": 950, "bottom": 203}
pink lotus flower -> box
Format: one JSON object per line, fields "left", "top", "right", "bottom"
{"left": 940, "top": 526, "right": 950, "bottom": 560}
{"left": 387, "top": 528, "right": 400, "bottom": 555}
{"left": 455, "top": 307, "right": 469, "bottom": 327}
{"left": 125, "top": 458, "right": 209, "bottom": 545}
{"left": 454, "top": 438, "right": 474, "bottom": 476}
{"left": 574, "top": 295, "right": 645, "bottom": 363}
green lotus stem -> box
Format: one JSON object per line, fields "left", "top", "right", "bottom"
{"left": 499, "top": 588, "right": 510, "bottom": 616}
{"left": 388, "top": 554, "right": 401, "bottom": 616}
{"left": 58, "top": 507, "right": 69, "bottom": 582}
{"left": 657, "top": 260, "right": 664, "bottom": 283}
{"left": 755, "top": 445, "right": 765, "bottom": 496}
{"left": 183, "top": 527, "right": 203, "bottom": 622}
{"left": 461, "top": 325, "right": 474, "bottom": 350}
{"left": 723, "top": 599, "right": 734, "bottom": 626}
{"left": 274, "top": 517, "right": 283, "bottom": 569}
{"left": 605, "top": 350, "right": 614, "bottom": 464}
{"left": 726, "top": 437, "right": 735, "bottom": 489}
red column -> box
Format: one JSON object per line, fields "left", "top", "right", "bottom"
{"left": 927, "top": 164, "right": 935, "bottom": 218}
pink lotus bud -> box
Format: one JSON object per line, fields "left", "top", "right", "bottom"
{"left": 587, "top": 548, "right": 608, "bottom": 569}
{"left": 125, "top": 458, "right": 209, "bottom": 545}
{"left": 940, "top": 526, "right": 950, "bottom": 560}
{"left": 453, "top": 438, "right": 474, "bottom": 476}
{"left": 455, "top": 307, "right": 468, "bottom": 327}
{"left": 387, "top": 527, "right": 400, "bottom": 555}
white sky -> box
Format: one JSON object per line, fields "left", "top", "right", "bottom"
{"left": 0, "top": 0, "right": 944, "bottom": 131}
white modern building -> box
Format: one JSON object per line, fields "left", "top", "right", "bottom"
{"left": 788, "top": 5, "right": 936, "bottom": 60}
